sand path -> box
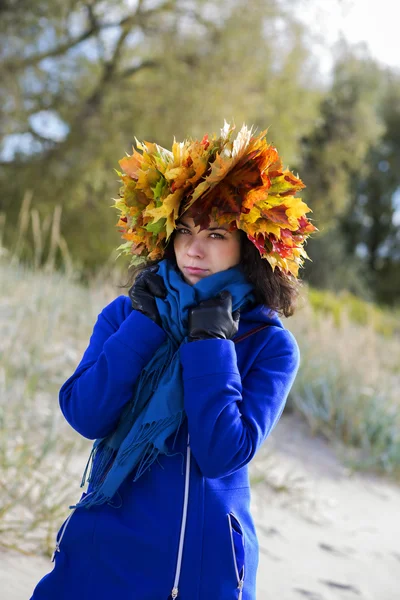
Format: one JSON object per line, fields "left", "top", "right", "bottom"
{"left": 2, "top": 413, "right": 399, "bottom": 599}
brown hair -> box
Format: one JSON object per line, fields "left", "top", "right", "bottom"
{"left": 122, "top": 231, "right": 302, "bottom": 318}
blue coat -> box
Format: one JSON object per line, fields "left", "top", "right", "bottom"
{"left": 31, "top": 295, "right": 300, "bottom": 600}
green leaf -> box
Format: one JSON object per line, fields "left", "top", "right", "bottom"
{"left": 129, "top": 255, "right": 147, "bottom": 267}
{"left": 115, "top": 241, "right": 132, "bottom": 259}
{"left": 152, "top": 176, "right": 168, "bottom": 203}
{"left": 145, "top": 218, "right": 166, "bottom": 234}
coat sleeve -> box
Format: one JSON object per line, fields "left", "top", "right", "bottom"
{"left": 179, "top": 328, "right": 300, "bottom": 479}
{"left": 59, "top": 297, "right": 166, "bottom": 440}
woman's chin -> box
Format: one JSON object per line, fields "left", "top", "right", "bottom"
{"left": 183, "top": 274, "right": 200, "bottom": 285}
{"left": 181, "top": 271, "right": 210, "bottom": 285}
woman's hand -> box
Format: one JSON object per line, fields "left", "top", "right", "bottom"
{"left": 128, "top": 266, "right": 167, "bottom": 327}
{"left": 188, "top": 291, "right": 240, "bottom": 342}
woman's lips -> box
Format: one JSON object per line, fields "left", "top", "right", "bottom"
{"left": 184, "top": 266, "right": 208, "bottom": 275}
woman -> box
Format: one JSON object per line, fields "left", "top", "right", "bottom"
{"left": 31, "top": 122, "right": 316, "bottom": 600}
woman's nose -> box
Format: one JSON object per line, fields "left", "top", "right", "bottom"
{"left": 186, "top": 237, "right": 204, "bottom": 258}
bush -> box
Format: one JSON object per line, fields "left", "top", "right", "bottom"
{"left": 286, "top": 297, "right": 400, "bottom": 478}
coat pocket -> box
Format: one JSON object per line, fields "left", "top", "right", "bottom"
{"left": 227, "top": 512, "right": 245, "bottom": 598}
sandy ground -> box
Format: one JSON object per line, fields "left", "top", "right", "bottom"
{"left": 2, "top": 412, "right": 399, "bottom": 600}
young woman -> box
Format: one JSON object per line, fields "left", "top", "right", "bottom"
{"left": 31, "top": 123, "right": 316, "bottom": 600}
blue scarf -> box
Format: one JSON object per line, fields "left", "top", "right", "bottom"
{"left": 75, "top": 260, "right": 254, "bottom": 509}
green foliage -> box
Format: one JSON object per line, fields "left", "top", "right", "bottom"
{"left": 339, "top": 71, "right": 400, "bottom": 305}
{"left": 301, "top": 46, "right": 385, "bottom": 228}
{"left": 307, "top": 287, "right": 400, "bottom": 338}
{"left": 301, "top": 223, "right": 373, "bottom": 298}
{"left": 300, "top": 49, "right": 400, "bottom": 306}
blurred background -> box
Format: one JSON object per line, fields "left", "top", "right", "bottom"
{"left": 1, "top": 0, "right": 400, "bottom": 302}
{"left": 1, "top": 1, "right": 400, "bottom": 597}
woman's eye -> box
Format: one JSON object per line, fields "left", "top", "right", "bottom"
{"left": 175, "top": 228, "right": 225, "bottom": 239}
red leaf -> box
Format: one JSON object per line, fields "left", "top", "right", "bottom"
{"left": 262, "top": 204, "right": 290, "bottom": 226}
{"left": 201, "top": 134, "right": 210, "bottom": 149}
{"left": 269, "top": 235, "right": 293, "bottom": 258}
{"left": 248, "top": 233, "right": 267, "bottom": 255}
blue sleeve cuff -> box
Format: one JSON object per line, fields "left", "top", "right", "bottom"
{"left": 108, "top": 309, "right": 166, "bottom": 361}
{"left": 180, "top": 338, "right": 240, "bottom": 379}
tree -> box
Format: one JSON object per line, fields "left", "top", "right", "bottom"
{"left": 300, "top": 47, "right": 386, "bottom": 294}
{"left": 340, "top": 71, "right": 400, "bottom": 305}
{"left": 0, "top": 0, "right": 321, "bottom": 271}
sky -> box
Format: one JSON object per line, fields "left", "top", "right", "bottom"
{"left": 298, "top": 0, "right": 400, "bottom": 72}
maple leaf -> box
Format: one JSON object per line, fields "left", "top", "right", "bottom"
{"left": 283, "top": 171, "right": 305, "bottom": 188}
{"left": 117, "top": 217, "right": 128, "bottom": 230}
{"left": 279, "top": 228, "right": 296, "bottom": 247}
{"left": 261, "top": 204, "right": 291, "bottom": 226}
{"left": 241, "top": 182, "right": 271, "bottom": 214}
{"left": 239, "top": 217, "right": 281, "bottom": 239}
{"left": 297, "top": 216, "right": 318, "bottom": 234}
{"left": 284, "top": 197, "right": 312, "bottom": 228}
{"left": 122, "top": 180, "right": 149, "bottom": 208}
{"left": 165, "top": 166, "right": 192, "bottom": 190}
{"left": 248, "top": 233, "right": 267, "bottom": 255}
{"left": 257, "top": 145, "right": 280, "bottom": 172}
{"left": 269, "top": 235, "right": 295, "bottom": 259}
{"left": 269, "top": 176, "right": 294, "bottom": 195}
{"left": 186, "top": 153, "right": 209, "bottom": 185}
{"left": 136, "top": 166, "right": 160, "bottom": 194}
{"left": 145, "top": 219, "right": 166, "bottom": 234}
{"left": 152, "top": 176, "right": 168, "bottom": 203}
{"left": 144, "top": 188, "right": 184, "bottom": 238}
{"left": 119, "top": 151, "right": 143, "bottom": 179}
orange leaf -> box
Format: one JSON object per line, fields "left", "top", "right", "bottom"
{"left": 119, "top": 152, "right": 142, "bottom": 179}
{"left": 261, "top": 204, "right": 291, "bottom": 226}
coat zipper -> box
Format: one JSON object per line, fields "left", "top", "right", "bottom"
{"left": 51, "top": 507, "right": 77, "bottom": 561}
{"left": 51, "top": 491, "right": 93, "bottom": 562}
{"left": 170, "top": 433, "right": 191, "bottom": 599}
{"left": 227, "top": 513, "right": 245, "bottom": 600}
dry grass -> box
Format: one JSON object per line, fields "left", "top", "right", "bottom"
{"left": 287, "top": 298, "right": 400, "bottom": 478}
{"left": 0, "top": 260, "right": 116, "bottom": 555}
{"left": 0, "top": 254, "right": 399, "bottom": 556}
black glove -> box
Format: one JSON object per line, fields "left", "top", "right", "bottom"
{"left": 188, "top": 291, "right": 240, "bottom": 342}
{"left": 128, "top": 266, "right": 167, "bottom": 327}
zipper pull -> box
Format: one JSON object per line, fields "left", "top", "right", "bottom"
{"left": 51, "top": 543, "right": 60, "bottom": 562}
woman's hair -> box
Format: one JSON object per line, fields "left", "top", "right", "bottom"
{"left": 122, "top": 231, "right": 302, "bottom": 318}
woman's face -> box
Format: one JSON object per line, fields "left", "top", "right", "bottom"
{"left": 173, "top": 217, "right": 241, "bottom": 285}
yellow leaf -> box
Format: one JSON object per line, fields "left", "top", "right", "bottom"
{"left": 284, "top": 197, "right": 312, "bottom": 229}
{"left": 144, "top": 189, "right": 184, "bottom": 238}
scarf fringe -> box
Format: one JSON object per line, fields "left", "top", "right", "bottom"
{"left": 80, "top": 445, "right": 96, "bottom": 488}
{"left": 70, "top": 490, "right": 109, "bottom": 509}
{"left": 118, "top": 412, "right": 182, "bottom": 463}
{"left": 76, "top": 411, "right": 185, "bottom": 510}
